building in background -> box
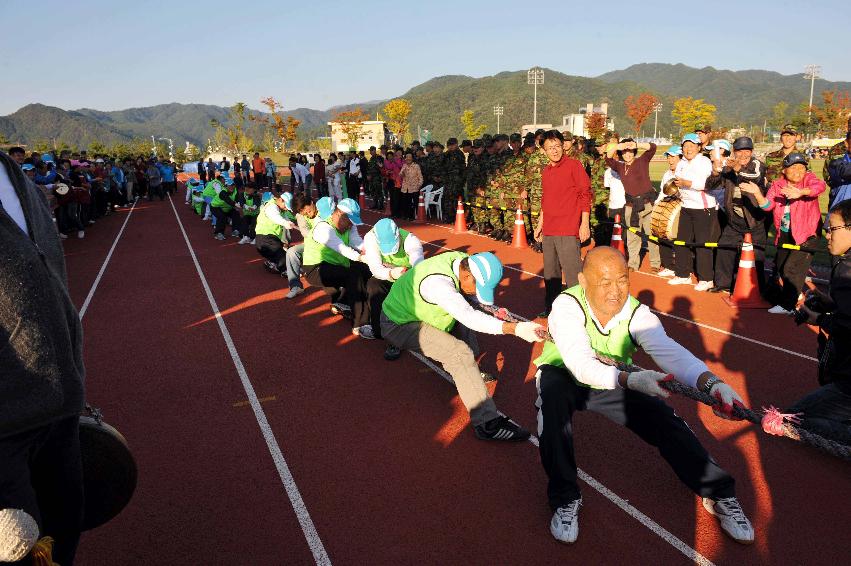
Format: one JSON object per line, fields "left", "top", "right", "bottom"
{"left": 328, "top": 120, "right": 387, "bottom": 152}
{"left": 559, "top": 103, "right": 615, "bottom": 138}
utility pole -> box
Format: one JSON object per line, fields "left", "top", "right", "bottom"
{"left": 804, "top": 64, "right": 821, "bottom": 127}
{"left": 652, "top": 103, "right": 663, "bottom": 139}
{"left": 493, "top": 105, "right": 504, "bottom": 134}
{"left": 527, "top": 67, "right": 544, "bottom": 127}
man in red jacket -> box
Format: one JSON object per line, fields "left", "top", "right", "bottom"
{"left": 536, "top": 130, "right": 593, "bottom": 315}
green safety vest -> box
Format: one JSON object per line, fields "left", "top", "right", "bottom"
{"left": 242, "top": 196, "right": 261, "bottom": 217}
{"left": 302, "top": 220, "right": 351, "bottom": 267}
{"left": 379, "top": 229, "right": 413, "bottom": 268}
{"left": 255, "top": 200, "right": 288, "bottom": 239}
{"left": 534, "top": 285, "right": 641, "bottom": 380}
{"left": 382, "top": 251, "right": 467, "bottom": 332}
{"left": 202, "top": 180, "right": 222, "bottom": 199}
{"left": 211, "top": 187, "right": 238, "bottom": 212}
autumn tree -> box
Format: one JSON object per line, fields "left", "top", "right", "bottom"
{"left": 284, "top": 116, "right": 301, "bottom": 152}
{"left": 808, "top": 90, "right": 851, "bottom": 136}
{"left": 460, "top": 110, "right": 486, "bottom": 139}
{"left": 585, "top": 112, "right": 608, "bottom": 141}
{"left": 88, "top": 140, "right": 108, "bottom": 155}
{"left": 333, "top": 108, "right": 371, "bottom": 150}
{"left": 624, "top": 92, "right": 659, "bottom": 135}
{"left": 383, "top": 98, "right": 412, "bottom": 145}
{"left": 671, "top": 97, "right": 717, "bottom": 134}
{"left": 210, "top": 102, "right": 256, "bottom": 155}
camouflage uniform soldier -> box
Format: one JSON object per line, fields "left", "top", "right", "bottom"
{"left": 587, "top": 141, "right": 610, "bottom": 243}
{"left": 495, "top": 151, "right": 529, "bottom": 242}
{"left": 765, "top": 124, "right": 804, "bottom": 186}
{"left": 441, "top": 137, "right": 467, "bottom": 220}
{"left": 466, "top": 140, "right": 490, "bottom": 232}
{"left": 420, "top": 141, "right": 435, "bottom": 186}
{"left": 524, "top": 134, "right": 548, "bottom": 252}
{"left": 365, "top": 146, "right": 385, "bottom": 210}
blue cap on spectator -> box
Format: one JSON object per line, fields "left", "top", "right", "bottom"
{"left": 681, "top": 133, "right": 701, "bottom": 145}
{"left": 21, "top": 163, "right": 35, "bottom": 171}
{"left": 41, "top": 153, "right": 54, "bottom": 163}
{"left": 705, "top": 139, "right": 732, "bottom": 153}
{"left": 467, "top": 252, "right": 503, "bottom": 305}
{"left": 664, "top": 145, "right": 683, "bottom": 157}
{"left": 261, "top": 190, "right": 273, "bottom": 203}
{"left": 189, "top": 178, "right": 200, "bottom": 185}
{"left": 336, "top": 198, "right": 363, "bottom": 225}
{"left": 316, "top": 196, "right": 334, "bottom": 220}
{"left": 374, "top": 218, "right": 401, "bottom": 255}
{"left": 224, "top": 176, "right": 234, "bottom": 186}
{"left": 281, "top": 192, "right": 293, "bottom": 211}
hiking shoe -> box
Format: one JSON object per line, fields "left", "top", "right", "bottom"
{"left": 286, "top": 287, "right": 304, "bottom": 299}
{"left": 702, "top": 497, "right": 754, "bottom": 544}
{"left": 77, "top": 230, "right": 85, "bottom": 239}
{"left": 657, "top": 268, "right": 675, "bottom": 277}
{"left": 768, "top": 305, "right": 793, "bottom": 315}
{"left": 481, "top": 372, "right": 497, "bottom": 383}
{"left": 238, "top": 236, "right": 251, "bottom": 245}
{"left": 330, "top": 302, "right": 352, "bottom": 316}
{"left": 263, "top": 260, "right": 280, "bottom": 273}
{"left": 473, "top": 416, "right": 530, "bottom": 442}
{"left": 384, "top": 345, "right": 402, "bottom": 361}
{"left": 694, "top": 280, "right": 714, "bottom": 292}
{"left": 214, "top": 233, "right": 226, "bottom": 241}
{"left": 550, "top": 499, "right": 582, "bottom": 544}
{"left": 353, "top": 325, "right": 376, "bottom": 339}
{"left": 668, "top": 276, "right": 692, "bottom": 285}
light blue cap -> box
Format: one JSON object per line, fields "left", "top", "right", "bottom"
{"left": 336, "top": 198, "right": 363, "bottom": 225}
{"left": 41, "top": 153, "right": 54, "bottom": 163}
{"left": 704, "top": 139, "right": 732, "bottom": 153}
{"left": 261, "top": 190, "right": 273, "bottom": 203}
{"left": 316, "top": 196, "right": 334, "bottom": 220}
{"left": 664, "top": 145, "right": 683, "bottom": 157}
{"left": 374, "top": 218, "right": 400, "bottom": 255}
{"left": 281, "top": 192, "right": 293, "bottom": 211}
{"left": 681, "top": 133, "right": 701, "bottom": 145}
{"left": 467, "top": 251, "right": 503, "bottom": 305}
{"left": 224, "top": 175, "right": 234, "bottom": 186}
{"left": 189, "top": 178, "right": 200, "bottom": 185}
{"left": 21, "top": 163, "right": 35, "bottom": 171}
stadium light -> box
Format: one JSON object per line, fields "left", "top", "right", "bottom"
{"left": 804, "top": 64, "right": 821, "bottom": 124}
{"left": 652, "top": 103, "right": 663, "bottom": 139}
{"left": 527, "top": 67, "right": 544, "bottom": 126}
{"left": 493, "top": 105, "right": 504, "bottom": 134}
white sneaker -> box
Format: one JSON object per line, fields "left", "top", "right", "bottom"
{"left": 59, "top": 233, "right": 68, "bottom": 240}
{"left": 214, "top": 233, "right": 226, "bottom": 241}
{"left": 352, "top": 325, "right": 376, "bottom": 339}
{"left": 238, "top": 236, "right": 251, "bottom": 245}
{"left": 768, "top": 305, "right": 793, "bottom": 315}
{"left": 250, "top": 238, "right": 255, "bottom": 245}
{"left": 286, "top": 287, "right": 304, "bottom": 299}
{"left": 668, "top": 276, "right": 692, "bottom": 285}
{"left": 702, "top": 497, "right": 754, "bottom": 544}
{"left": 694, "top": 280, "right": 714, "bottom": 292}
{"left": 657, "top": 268, "right": 675, "bottom": 277}
{"left": 77, "top": 230, "right": 85, "bottom": 239}
{"left": 550, "top": 499, "right": 582, "bottom": 544}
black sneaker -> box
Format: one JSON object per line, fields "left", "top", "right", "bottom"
{"left": 384, "top": 345, "right": 402, "bottom": 361}
{"left": 709, "top": 286, "right": 730, "bottom": 294}
{"left": 474, "top": 416, "right": 530, "bottom": 442}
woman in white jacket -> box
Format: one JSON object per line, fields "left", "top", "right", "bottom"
{"left": 325, "top": 154, "right": 343, "bottom": 202}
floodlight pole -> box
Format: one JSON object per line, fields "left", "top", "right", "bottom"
{"left": 493, "top": 105, "right": 504, "bottom": 134}
{"left": 652, "top": 103, "right": 663, "bottom": 139}
{"left": 527, "top": 67, "right": 544, "bottom": 127}
{"left": 804, "top": 64, "right": 821, "bottom": 124}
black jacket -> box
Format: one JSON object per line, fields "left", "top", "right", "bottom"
{"left": 817, "top": 252, "right": 851, "bottom": 392}
{"left": 0, "top": 151, "right": 85, "bottom": 437}
{"left": 706, "top": 158, "right": 767, "bottom": 228}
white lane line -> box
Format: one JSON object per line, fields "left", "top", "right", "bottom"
{"left": 167, "top": 197, "right": 331, "bottom": 565}
{"left": 79, "top": 200, "right": 137, "bottom": 320}
{"left": 408, "top": 351, "right": 714, "bottom": 566}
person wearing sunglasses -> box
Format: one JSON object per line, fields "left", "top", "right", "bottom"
{"left": 740, "top": 152, "right": 826, "bottom": 314}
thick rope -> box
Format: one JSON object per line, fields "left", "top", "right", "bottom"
{"left": 475, "top": 301, "right": 851, "bottom": 462}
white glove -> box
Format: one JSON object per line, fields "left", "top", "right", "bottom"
{"left": 626, "top": 370, "right": 672, "bottom": 398}
{"left": 514, "top": 321, "right": 546, "bottom": 343}
{"left": 709, "top": 382, "right": 746, "bottom": 420}
{"left": 389, "top": 266, "right": 407, "bottom": 280}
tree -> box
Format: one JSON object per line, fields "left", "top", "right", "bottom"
{"left": 210, "top": 102, "right": 256, "bottom": 156}
{"left": 284, "top": 116, "right": 301, "bottom": 152}
{"left": 309, "top": 138, "right": 332, "bottom": 153}
{"left": 770, "top": 101, "right": 789, "bottom": 130}
{"left": 671, "top": 97, "right": 717, "bottom": 134}
{"left": 333, "top": 108, "right": 371, "bottom": 150}
{"left": 624, "top": 92, "right": 659, "bottom": 135}
{"left": 808, "top": 90, "right": 851, "bottom": 136}
{"left": 585, "top": 112, "right": 608, "bottom": 142}
{"left": 383, "top": 99, "right": 412, "bottom": 145}
{"left": 460, "top": 110, "right": 486, "bottom": 139}
{"left": 88, "top": 140, "right": 108, "bottom": 156}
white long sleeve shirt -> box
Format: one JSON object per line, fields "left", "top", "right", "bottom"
{"left": 418, "top": 258, "right": 504, "bottom": 335}
{"left": 292, "top": 163, "right": 309, "bottom": 182}
{"left": 312, "top": 222, "right": 364, "bottom": 262}
{"left": 548, "top": 292, "right": 709, "bottom": 390}
{"left": 362, "top": 230, "right": 424, "bottom": 281}
{"left": 263, "top": 201, "right": 296, "bottom": 230}
{"left": 674, "top": 154, "right": 715, "bottom": 209}
{"left": 604, "top": 167, "right": 625, "bottom": 209}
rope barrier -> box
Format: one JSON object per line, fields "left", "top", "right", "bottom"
{"left": 472, "top": 301, "right": 851, "bottom": 462}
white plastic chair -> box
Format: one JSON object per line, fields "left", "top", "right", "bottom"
{"left": 425, "top": 186, "right": 444, "bottom": 220}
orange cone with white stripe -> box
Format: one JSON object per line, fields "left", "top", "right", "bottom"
{"left": 358, "top": 185, "right": 366, "bottom": 208}
{"left": 611, "top": 214, "right": 626, "bottom": 256}
{"left": 416, "top": 192, "right": 426, "bottom": 223}
{"left": 511, "top": 208, "right": 528, "bottom": 248}
{"left": 724, "top": 232, "right": 770, "bottom": 309}
{"left": 453, "top": 197, "right": 467, "bottom": 233}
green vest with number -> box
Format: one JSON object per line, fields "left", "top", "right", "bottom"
{"left": 380, "top": 229, "right": 413, "bottom": 268}
{"left": 302, "top": 220, "right": 351, "bottom": 267}
{"left": 255, "top": 200, "right": 288, "bottom": 239}
{"left": 534, "top": 285, "right": 641, "bottom": 372}
{"left": 211, "top": 187, "right": 238, "bottom": 212}
{"left": 381, "top": 251, "right": 467, "bottom": 332}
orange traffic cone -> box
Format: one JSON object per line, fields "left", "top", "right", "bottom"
{"left": 416, "top": 192, "right": 426, "bottom": 223}
{"left": 511, "top": 208, "right": 528, "bottom": 248}
{"left": 724, "top": 233, "right": 770, "bottom": 309}
{"left": 358, "top": 186, "right": 366, "bottom": 208}
{"left": 611, "top": 214, "right": 626, "bottom": 256}
{"left": 453, "top": 197, "right": 467, "bottom": 232}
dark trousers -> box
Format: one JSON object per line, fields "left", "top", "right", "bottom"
{"left": 660, "top": 243, "right": 676, "bottom": 271}
{"left": 58, "top": 202, "right": 84, "bottom": 233}
{"left": 536, "top": 365, "right": 735, "bottom": 510}
{"left": 367, "top": 277, "right": 393, "bottom": 339}
{"left": 674, "top": 208, "right": 720, "bottom": 281}
{"left": 255, "top": 234, "right": 287, "bottom": 271}
{"left": 148, "top": 183, "right": 164, "bottom": 201}
{"left": 401, "top": 192, "right": 417, "bottom": 220}
{"left": 788, "top": 383, "right": 851, "bottom": 444}
{"left": 543, "top": 235, "right": 581, "bottom": 315}
{"left": 242, "top": 215, "right": 258, "bottom": 239}
{"left": 0, "top": 416, "right": 83, "bottom": 565}
{"left": 163, "top": 181, "right": 175, "bottom": 196}
{"left": 774, "top": 231, "right": 814, "bottom": 310}
{"left": 347, "top": 175, "right": 360, "bottom": 198}
{"left": 713, "top": 218, "right": 767, "bottom": 291}
{"left": 254, "top": 172, "right": 266, "bottom": 189}
{"left": 303, "top": 261, "right": 372, "bottom": 328}
{"left": 315, "top": 178, "right": 327, "bottom": 197}
{"left": 212, "top": 207, "right": 243, "bottom": 235}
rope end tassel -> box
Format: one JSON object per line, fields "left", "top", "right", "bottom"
{"left": 761, "top": 406, "right": 803, "bottom": 436}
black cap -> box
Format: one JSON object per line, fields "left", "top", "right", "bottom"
{"left": 446, "top": 137, "right": 458, "bottom": 146}
{"left": 461, "top": 139, "right": 472, "bottom": 147}
{"left": 783, "top": 152, "right": 808, "bottom": 168}
{"left": 433, "top": 141, "right": 444, "bottom": 149}
{"left": 522, "top": 136, "right": 537, "bottom": 149}
{"left": 509, "top": 133, "right": 521, "bottom": 142}
{"left": 472, "top": 139, "right": 483, "bottom": 148}
{"left": 482, "top": 133, "right": 493, "bottom": 141}
{"left": 732, "top": 136, "right": 754, "bottom": 151}
{"left": 425, "top": 141, "right": 434, "bottom": 148}
{"left": 484, "top": 138, "right": 495, "bottom": 148}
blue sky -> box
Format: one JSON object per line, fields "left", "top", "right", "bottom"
{"left": 2, "top": 0, "right": 849, "bottom": 115}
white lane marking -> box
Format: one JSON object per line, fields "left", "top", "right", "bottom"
{"left": 408, "top": 351, "right": 714, "bottom": 566}
{"left": 79, "top": 200, "right": 137, "bottom": 320}
{"left": 168, "top": 197, "right": 331, "bottom": 565}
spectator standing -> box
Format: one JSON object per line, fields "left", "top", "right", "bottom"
{"left": 220, "top": 156, "right": 230, "bottom": 172}
{"left": 347, "top": 150, "right": 361, "bottom": 200}
{"left": 399, "top": 152, "right": 423, "bottom": 220}
{"left": 159, "top": 159, "right": 176, "bottom": 197}
{"left": 313, "top": 155, "right": 327, "bottom": 197}
{"left": 604, "top": 165, "right": 625, "bottom": 246}
{"left": 241, "top": 154, "right": 251, "bottom": 183}
{"left": 326, "top": 154, "right": 343, "bottom": 202}
{"left": 123, "top": 159, "right": 136, "bottom": 203}
{"left": 656, "top": 146, "right": 683, "bottom": 277}
{"left": 826, "top": 132, "right": 851, "bottom": 209}
{"left": 385, "top": 150, "right": 403, "bottom": 217}
{"left": 265, "top": 158, "right": 277, "bottom": 190}
{"left": 146, "top": 159, "right": 163, "bottom": 201}
{"left": 252, "top": 152, "right": 265, "bottom": 188}
{"left": 205, "top": 158, "right": 217, "bottom": 184}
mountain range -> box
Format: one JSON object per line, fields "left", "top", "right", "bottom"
{"left": 2, "top": 63, "right": 849, "bottom": 150}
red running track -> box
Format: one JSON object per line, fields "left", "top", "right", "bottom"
{"left": 68, "top": 197, "right": 850, "bottom": 565}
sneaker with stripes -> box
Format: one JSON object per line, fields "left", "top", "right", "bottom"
{"left": 473, "top": 416, "right": 530, "bottom": 442}
{"left": 702, "top": 497, "right": 754, "bottom": 544}
{"left": 550, "top": 498, "right": 582, "bottom": 544}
